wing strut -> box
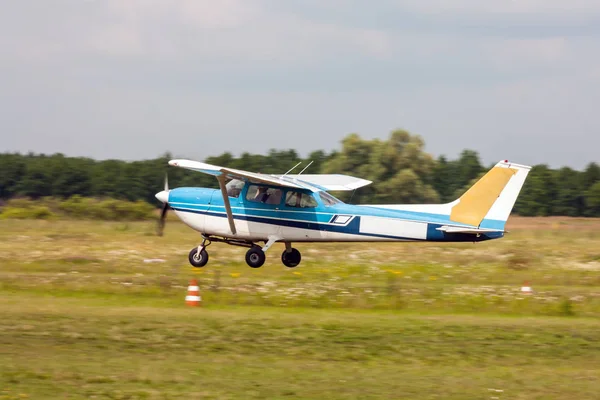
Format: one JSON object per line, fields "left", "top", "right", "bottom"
{"left": 216, "top": 175, "right": 237, "bottom": 235}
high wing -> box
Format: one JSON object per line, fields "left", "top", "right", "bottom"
{"left": 170, "top": 159, "right": 308, "bottom": 235}
{"left": 280, "top": 174, "right": 372, "bottom": 191}
{"left": 168, "top": 159, "right": 371, "bottom": 236}
{"left": 169, "top": 159, "right": 306, "bottom": 190}
{"left": 168, "top": 159, "right": 372, "bottom": 192}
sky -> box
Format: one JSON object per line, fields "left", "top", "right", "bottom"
{"left": 1, "top": 0, "right": 599, "bottom": 169}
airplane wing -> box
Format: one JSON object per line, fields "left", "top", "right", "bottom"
{"left": 168, "top": 159, "right": 372, "bottom": 191}
{"left": 168, "top": 159, "right": 372, "bottom": 236}
{"left": 168, "top": 159, "right": 306, "bottom": 189}
{"left": 282, "top": 174, "right": 372, "bottom": 191}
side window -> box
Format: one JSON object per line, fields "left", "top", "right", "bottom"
{"left": 285, "top": 191, "right": 318, "bottom": 208}
{"left": 226, "top": 179, "right": 245, "bottom": 198}
{"left": 319, "top": 191, "right": 341, "bottom": 206}
{"left": 246, "top": 185, "right": 283, "bottom": 205}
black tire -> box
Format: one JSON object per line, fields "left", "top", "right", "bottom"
{"left": 281, "top": 248, "right": 301, "bottom": 268}
{"left": 245, "top": 246, "right": 266, "bottom": 268}
{"left": 188, "top": 247, "right": 209, "bottom": 267}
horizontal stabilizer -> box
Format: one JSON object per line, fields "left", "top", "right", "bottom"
{"left": 436, "top": 225, "right": 506, "bottom": 234}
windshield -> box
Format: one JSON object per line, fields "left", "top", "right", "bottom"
{"left": 225, "top": 178, "right": 245, "bottom": 198}
{"left": 318, "top": 191, "right": 342, "bottom": 206}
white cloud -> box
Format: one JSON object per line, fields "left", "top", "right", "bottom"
{"left": 177, "top": 0, "right": 260, "bottom": 28}
{"left": 87, "top": 22, "right": 145, "bottom": 56}
{"left": 100, "top": 1, "right": 392, "bottom": 62}
{"left": 2, "top": 0, "right": 391, "bottom": 64}
{"left": 396, "top": 0, "right": 600, "bottom": 16}
{"left": 1, "top": 0, "right": 599, "bottom": 168}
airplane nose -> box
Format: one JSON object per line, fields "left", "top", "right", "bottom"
{"left": 155, "top": 190, "right": 169, "bottom": 204}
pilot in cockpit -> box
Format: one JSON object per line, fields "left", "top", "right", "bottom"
{"left": 254, "top": 187, "right": 269, "bottom": 203}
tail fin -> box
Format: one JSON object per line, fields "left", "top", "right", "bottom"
{"left": 450, "top": 160, "right": 531, "bottom": 230}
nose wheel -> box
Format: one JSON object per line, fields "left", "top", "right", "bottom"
{"left": 188, "top": 238, "right": 211, "bottom": 267}
{"left": 188, "top": 247, "right": 209, "bottom": 267}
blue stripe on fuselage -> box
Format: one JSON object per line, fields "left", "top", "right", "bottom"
{"left": 168, "top": 187, "right": 503, "bottom": 242}
{"left": 172, "top": 207, "right": 499, "bottom": 242}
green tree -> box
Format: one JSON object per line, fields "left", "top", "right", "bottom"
{"left": 90, "top": 160, "right": 127, "bottom": 198}
{"left": 0, "top": 153, "right": 26, "bottom": 199}
{"left": 513, "top": 165, "right": 557, "bottom": 216}
{"left": 322, "top": 129, "right": 438, "bottom": 204}
{"left": 455, "top": 150, "right": 483, "bottom": 190}
{"left": 584, "top": 182, "right": 600, "bottom": 217}
{"left": 53, "top": 156, "right": 93, "bottom": 198}
{"left": 16, "top": 155, "right": 54, "bottom": 199}
{"left": 552, "top": 167, "right": 585, "bottom": 216}
{"left": 1, "top": 136, "right": 598, "bottom": 217}
{"left": 582, "top": 162, "right": 600, "bottom": 189}
{"left": 376, "top": 169, "right": 440, "bottom": 203}
{"left": 431, "top": 156, "right": 453, "bottom": 203}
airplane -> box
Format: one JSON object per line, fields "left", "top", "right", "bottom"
{"left": 155, "top": 159, "right": 531, "bottom": 269}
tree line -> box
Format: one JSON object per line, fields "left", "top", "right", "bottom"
{"left": 1, "top": 130, "right": 599, "bottom": 217}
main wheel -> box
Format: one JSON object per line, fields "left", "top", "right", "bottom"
{"left": 245, "top": 246, "right": 266, "bottom": 268}
{"left": 281, "top": 248, "right": 301, "bottom": 268}
{"left": 188, "top": 247, "right": 209, "bottom": 267}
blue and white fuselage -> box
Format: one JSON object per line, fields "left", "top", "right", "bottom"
{"left": 156, "top": 158, "right": 531, "bottom": 268}
{"left": 166, "top": 186, "right": 503, "bottom": 243}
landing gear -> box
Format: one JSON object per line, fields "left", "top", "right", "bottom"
{"left": 188, "top": 238, "right": 211, "bottom": 267}
{"left": 281, "top": 247, "right": 301, "bottom": 268}
{"left": 281, "top": 242, "right": 301, "bottom": 268}
{"left": 186, "top": 236, "right": 300, "bottom": 269}
{"left": 245, "top": 246, "right": 266, "bottom": 268}
{"left": 188, "top": 247, "right": 209, "bottom": 267}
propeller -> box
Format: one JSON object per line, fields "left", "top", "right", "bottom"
{"left": 156, "top": 174, "right": 170, "bottom": 237}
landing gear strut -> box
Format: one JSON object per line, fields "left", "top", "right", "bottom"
{"left": 186, "top": 236, "right": 302, "bottom": 269}
{"left": 188, "top": 238, "right": 210, "bottom": 267}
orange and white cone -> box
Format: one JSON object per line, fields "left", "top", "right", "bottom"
{"left": 186, "top": 279, "right": 202, "bottom": 306}
{"left": 521, "top": 281, "right": 533, "bottom": 295}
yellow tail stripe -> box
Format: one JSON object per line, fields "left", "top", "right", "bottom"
{"left": 450, "top": 167, "right": 517, "bottom": 226}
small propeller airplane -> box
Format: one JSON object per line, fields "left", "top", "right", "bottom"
{"left": 155, "top": 159, "right": 531, "bottom": 269}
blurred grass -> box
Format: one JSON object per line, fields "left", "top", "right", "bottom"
{"left": 1, "top": 217, "right": 600, "bottom": 398}
{"left": 0, "top": 217, "right": 599, "bottom": 316}
{"left": 1, "top": 297, "right": 600, "bottom": 399}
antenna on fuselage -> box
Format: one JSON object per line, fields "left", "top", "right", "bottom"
{"left": 297, "top": 160, "right": 313, "bottom": 176}
{"left": 282, "top": 161, "right": 302, "bottom": 177}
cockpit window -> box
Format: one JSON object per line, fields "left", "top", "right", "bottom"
{"left": 226, "top": 179, "right": 245, "bottom": 198}
{"left": 319, "top": 191, "right": 341, "bottom": 206}
{"left": 246, "top": 185, "right": 283, "bottom": 205}
{"left": 285, "top": 191, "right": 318, "bottom": 208}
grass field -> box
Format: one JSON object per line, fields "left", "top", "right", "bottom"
{"left": 1, "top": 217, "right": 599, "bottom": 399}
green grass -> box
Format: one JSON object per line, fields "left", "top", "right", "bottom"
{"left": 1, "top": 217, "right": 599, "bottom": 399}
{"left": 1, "top": 218, "right": 599, "bottom": 316}
{"left": 1, "top": 295, "right": 600, "bottom": 399}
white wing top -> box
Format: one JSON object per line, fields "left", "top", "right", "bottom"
{"left": 168, "top": 159, "right": 372, "bottom": 192}
{"left": 282, "top": 174, "right": 372, "bottom": 191}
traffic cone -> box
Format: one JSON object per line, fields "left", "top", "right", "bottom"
{"left": 186, "top": 279, "right": 202, "bottom": 306}
{"left": 521, "top": 281, "right": 533, "bottom": 295}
